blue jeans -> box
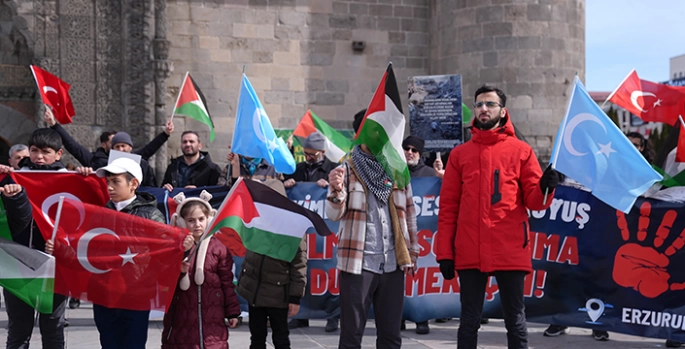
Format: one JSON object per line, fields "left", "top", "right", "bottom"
{"left": 93, "top": 304, "right": 150, "bottom": 349}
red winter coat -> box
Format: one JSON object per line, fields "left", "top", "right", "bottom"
{"left": 435, "top": 114, "right": 554, "bottom": 273}
{"left": 162, "top": 237, "right": 242, "bottom": 349}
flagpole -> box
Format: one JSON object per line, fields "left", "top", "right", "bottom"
{"left": 602, "top": 69, "right": 636, "bottom": 109}
{"left": 170, "top": 72, "right": 189, "bottom": 122}
{"left": 49, "top": 196, "right": 65, "bottom": 251}
{"left": 184, "top": 177, "right": 244, "bottom": 262}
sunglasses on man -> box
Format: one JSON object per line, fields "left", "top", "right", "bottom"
{"left": 403, "top": 146, "right": 419, "bottom": 153}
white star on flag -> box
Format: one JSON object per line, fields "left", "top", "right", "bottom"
{"left": 119, "top": 247, "right": 138, "bottom": 266}
{"left": 596, "top": 142, "right": 617, "bottom": 158}
{"left": 267, "top": 138, "right": 278, "bottom": 151}
{"left": 653, "top": 99, "right": 662, "bottom": 107}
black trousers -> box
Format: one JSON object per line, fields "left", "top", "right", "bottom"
{"left": 458, "top": 269, "right": 528, "bottom": 349}
{"left": 93, "top": 304, "right": 150, "bottom": 349}
{"left": 248, "top": 305, "right": 290, "bottom": 349}
{"left": 4, "top": 289, "right": 67, "bottom": 349}
{"left": 338, "top": 269, "right": 404, "bottom": 349}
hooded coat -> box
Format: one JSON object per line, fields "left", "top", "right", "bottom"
{"left": 435, "top": 113, "right": 554, "bottom": 273}
{"left": 161, "top": 237, "right": 241, "bottom": 349}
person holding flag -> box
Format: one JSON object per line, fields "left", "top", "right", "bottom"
{"left": 436, "top": 86, "right": 561, "bottom": 349}
{"left": 326, "top": 64, "right": 419, "bottom": 349}
{"left": 161, "top": 190, "right": 241, "bottom": 349}
{"left": 0, "top": 128, "right": 70, "bottom": 349}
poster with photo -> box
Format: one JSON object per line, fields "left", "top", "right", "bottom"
{"left": 408, "top": 74, "right": 463, "bottom": 153}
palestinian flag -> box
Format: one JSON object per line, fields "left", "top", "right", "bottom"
{"left": 173, "top": 72, "right": 215, "bottom": 142}
{"left": 0, "top": 237, "right": 55, "bottom": 314}
{"left": 202, "top": 178, "right": 330, "bottom": 262}
{"left": 355, "top": 63, "right": 410, "bottom": 188}
{"left": 462, "top": 102, "right": 472, "bottom": 125}
{"left": 293, "top": 110, "right": 352, "bottom": 163}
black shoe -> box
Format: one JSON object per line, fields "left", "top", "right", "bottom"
{"left": 400, "top": 319, "right": 406, "bottom": 331}
{"left": 592, "top": 330, "right": 609, "bottom": 341}
{"left": 480, "top": 318, "right": 489, "bottom": 324}
{"left": 288, "top": 319, "right": 309, "bottom": 329}
{"left": 415, "top": 321, "right": 430, "bottom": 335}
{"left": 543, "top": 325, "right": 570, "bottom": 337}
{"left": 435, "top": 318, "right": 451, "bottom": 323}
{"left": 325, "top": 318, "right": 339, "bottom": 332}
{"left": 666, "top": 340, "right": 683, "bottom": 348}
{"left": 68, "top": 298, "right": 80, "bottom": 309}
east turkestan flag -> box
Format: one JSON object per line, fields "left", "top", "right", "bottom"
{"left": 0, "top": 237, "right": 55, "bottom": 314}
{"left": 202, "top": 178, "right": 330, "bottom": 262}
{"left": 293, "top": 110, "right": 352, "bottom": 163}
{"left": 173, "top": 72, "right": 215, "bottom": 142}
{"left": 355, "top": 63, "right": 411, "bottom": 189}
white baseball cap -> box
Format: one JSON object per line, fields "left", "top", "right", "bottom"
{"left": 96, "top": 157, "right": 143, "bottom": 183}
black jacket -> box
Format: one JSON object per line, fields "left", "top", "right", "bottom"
{"left": 104, "top": 192, "right": 165, "bottom": 223}
{"left": 162, "top": 152, "right": 222, "bottom": 189}
{"left": 51, "top": 123, "right": 169, "bottom": 184}
{"left": 408, "top": 160, "right": 436, "bottom": 178}
{"left": 284, "top": 158, "right": 337, "bottom": 183}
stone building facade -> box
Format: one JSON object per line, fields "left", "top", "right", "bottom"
{"left": 0, "top": 0, "right": 584, "bottom": 175}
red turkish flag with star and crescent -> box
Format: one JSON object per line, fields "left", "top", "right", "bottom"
{"left": 30, "top": 65, "right": 76, "bottom": 124}
{"left": 49, "top": 199, "right": 186, "bottom": 311}
{"left": 10, "top": 172, "right": 110, "bottom": 238}
{"left": 608, "top": 69, "right": 685, "bottom": 125}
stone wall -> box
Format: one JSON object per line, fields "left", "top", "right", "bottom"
{"left": 165, "top": 0, "right": 430, "bottom": 164}
{"left": 430, "top": 0, "right": 586, "bottom": 162}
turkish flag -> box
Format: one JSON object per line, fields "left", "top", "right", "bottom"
{"left": 608, "top": 69, "right": 685, "bottom": 125}
{"left": 30, "top": 65, "right": 76, "bottom": 124}
{"left": 49, "top": 200, "right": 186, "bottom": 311}
{"left": 10, "top": 172, "right": 110, "bottom": 239}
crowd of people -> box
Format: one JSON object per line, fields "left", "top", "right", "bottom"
{"left": 0, "top": 84, "right": 679, "bottom": 349}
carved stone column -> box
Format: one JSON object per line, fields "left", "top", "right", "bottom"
{"left": 153, "top": 0, "right": 173, "bottom": 183}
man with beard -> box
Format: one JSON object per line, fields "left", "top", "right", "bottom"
{"left": 283, "top": 132, "right": 337, "bottom": 189}
{"left": 162, "top": 131, "right": 221, "bottom": 191}
{"left": 402, "top": 135, "right": 434, "bottom": 178}
{"left": 436, "top": 85, "right": 561, "bottom": 349}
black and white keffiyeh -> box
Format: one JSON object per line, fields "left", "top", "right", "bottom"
{"left": 351, "top": 146, "right": 392, "bottom": 205}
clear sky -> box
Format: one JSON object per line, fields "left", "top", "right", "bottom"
{"left": 585, "top": 0, "right": 685, "bottom": 91}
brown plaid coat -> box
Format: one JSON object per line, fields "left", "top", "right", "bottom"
{"left": 325, "top": 159, "right": 419, "bottom": 275}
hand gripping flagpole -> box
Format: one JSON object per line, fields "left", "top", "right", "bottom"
{"left": 183, "top": 177, "right": 244, "bottom": 262}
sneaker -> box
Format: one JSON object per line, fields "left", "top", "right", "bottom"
{"left": 435, "top": 318, "right": 452, "bottom": 323}
{"left": 325, "top": 318, "right": 339, "bottom": 332}
{"left": 288, "top": 319, "right": 309, "bottom": 329}
{"left": 592, "top": 330, "right": 609, "bottom": 341}
{"left": 400, "top": 319, "right": 406, "bottom": 331}
{"left": 68, "top": 298, "right": 80, "bottom": 309}
{"left": 543, "top": 325, "right": 570, "bottom": 337}
{"left": 666, "top": 340, "right": 683, "bottom": 348}
{"left": 480, "top": 318, "right": 490, "bottom": 325}
{"left": 415, "top": 321, "right": 430, "bottom": 335}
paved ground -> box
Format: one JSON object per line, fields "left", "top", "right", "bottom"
{"left": 0, "top": 301, "right": 676, "bottom": 348}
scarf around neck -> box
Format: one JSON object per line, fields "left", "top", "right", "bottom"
{"left": 351, "top": 146, "right": 392, "bottom": 205}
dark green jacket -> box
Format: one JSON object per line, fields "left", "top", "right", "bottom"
{"left": 236, "top": 237, "right": 307, "bottom": 308}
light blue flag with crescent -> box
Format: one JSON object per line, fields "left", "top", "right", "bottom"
{"left": 231, "top": 74, "right": 296, "bottom": 174}
{"left": 550, "top": 77, "right": 662, "bottom": 213}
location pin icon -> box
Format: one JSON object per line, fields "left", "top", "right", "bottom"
{"left": 586, "top": 298, "right": 605, "bottom": 322}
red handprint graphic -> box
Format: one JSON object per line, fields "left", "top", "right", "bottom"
{"left": 613, "top": 202, "right": 685, "bottom": 298}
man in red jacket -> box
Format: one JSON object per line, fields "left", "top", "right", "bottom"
{"left": 435, "top": 85, "right": 561, "bottom": 349}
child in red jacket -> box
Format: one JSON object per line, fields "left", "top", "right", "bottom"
{"left": 162, "top": 190, "right": 241, "bottom": 349}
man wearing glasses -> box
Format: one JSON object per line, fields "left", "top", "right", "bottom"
{"left": 436, "top": 85, "right": 561, "bottom": 349}
{"left": 283, "top": 132, "right": 337, "bottom": 190}
{"left": 402, "top": 136, "right": 436, "bottom": 178}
